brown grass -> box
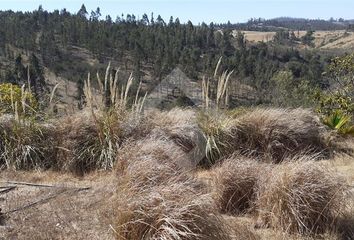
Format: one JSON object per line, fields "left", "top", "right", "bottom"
{"left": 255, "top": 156, "right": 349, "bottom": 234}
{"left": 147, "top": 108, "right": 206, "bottom": 162}
{"left": 115, "top": 181, "right": 231, "bottom": 240}
{"left": 198, "top": 108, "right": 330, "bottom": 164}
{"left": 234, "top": 108, "right": 329, "bottom": 162}
{"left": 213, "top": 156, "right": 266, "bottom": 215}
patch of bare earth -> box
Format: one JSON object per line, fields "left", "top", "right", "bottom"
{"left": 0, "top": 171, "right": 117, "bottom": 240}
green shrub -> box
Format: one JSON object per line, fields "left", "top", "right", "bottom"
{"left": 322, "top": 110, "right": 354, "bottom": 136}
{"left": 0, "top": 83, "right": 37, "bottom": 115}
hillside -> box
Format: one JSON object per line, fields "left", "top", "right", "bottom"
{"left": 239, "top": 30, "right": 354, "bottom": 49}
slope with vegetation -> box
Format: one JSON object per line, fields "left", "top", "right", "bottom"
{"left": 0, "top": 56, "right": 354, "bottom": 239}
{"left": 1, "top": 6, "right": 354, "bottom": 240}
{"left": 1, "top": 6, "right": 351, "bottom": 110}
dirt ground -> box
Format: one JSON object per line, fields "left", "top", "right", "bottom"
{"left": 0, "top": 172, "right": 117, "bottom": 240}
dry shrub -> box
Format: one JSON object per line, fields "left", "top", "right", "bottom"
{"left": 255, "top": 157, "right": 349, "bottom": 234}
{"left": 213, "top": 156, "right": 267, "bottom": 215}
{"left": 115, "top": 181, "right": 231, "bottom": 240}
{"left": 234, "top": 108, "right": 329, "bottom": 162}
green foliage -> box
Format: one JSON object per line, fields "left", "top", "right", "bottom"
{"left": 314, "top": 53, "right": 354, "bottom": 116}
{"left": 322, "top": 111, "right": 354, "bottom": 136}
{"left": 301, "top": 30, "right": 315, "bottom": 46}
{"left": 0, "top": 83, "right": 37, "bottom": 115}
{"left": 271, "top": 70, "right": 312, "bottom": 107}
{"left": 314, "top": 53, "right": 354, "bottom": 136}
{"left": 314, "top": 91, "right": 354, "bottom": 116}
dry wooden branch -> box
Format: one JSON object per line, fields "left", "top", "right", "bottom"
{"left": 4, "top": 187, "right": 90, "bottom": 215}
{"left": 3, "top": 181, "right": 56, "bottom": 188}
{"left": 0, "top": 186, "right": 17, "bottom": 194}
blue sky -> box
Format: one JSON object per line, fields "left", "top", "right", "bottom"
{"left": 0, "top": 0, "right": 353, "bottom": 24}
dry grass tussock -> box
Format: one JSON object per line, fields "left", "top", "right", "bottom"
{"left": 235, "top": 108, "right": 329, "bottom": 162}
{"left": 115, "top": 181, "right": 231, "bottom": 240}
{"left": 198, "top": 108, "right": 330, "bottom": 164}
{"left": 0, "top": 114, "right": 59, "bottom": 170}
{"left": 255, "top": 156, "right": 349, "bottom": 235}
{"left": 56, "top": 109, "right": 126, "bottom": 174}
{"left": 213, "top": 156, "right": 268, "bottom": 215}
{"left": 147, "top": 108, "right": 206, "bottom": 165}
{"left": 116, "top": 134, "right": 202, "bottom": 192}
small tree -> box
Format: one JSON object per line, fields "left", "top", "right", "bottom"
{"left": 301, "top": 30, "right": 315, "bottom": 47}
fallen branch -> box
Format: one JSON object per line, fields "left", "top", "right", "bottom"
{"left": 4, "top": 186, "right": 90, "bottom": 215}
{"left": 0, "top": 186, "right": 17, "bottom": 195}
{"left": 3, "top": 181, "right": 56, "bottom": 188}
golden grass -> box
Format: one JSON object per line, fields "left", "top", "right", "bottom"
{"left": 115, "top": 181, "right": 231, "bottom": 240}
{"left": 255, "top": 157, "right": 349, "bottom": 234}
{"left": 213, "top": 156, "right": 266, "bottom": 215}
{"left": 197, "top": 108, "right": 330, "bottom": 164}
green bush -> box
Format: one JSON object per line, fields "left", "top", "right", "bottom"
{"left": 0, "top": 83, "right": 37, "bottom": 115}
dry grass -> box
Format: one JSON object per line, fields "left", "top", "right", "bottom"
{"left": 255, "top": 156, "right": 349, "bottom": 235}
{"left": 147, "top": 108, "right": 206, "bottom": 166}
{"left": 0, "top": 171, "right": 117, "bottom": 240}
{"left": 235, "top": 108, "right": 329, "bottom": 162}
{"left": 198, "top": 108, "right": 330, "bottom": 164}
{"left": 0, "top": 114, "right": 59, "bottom": 170}
{"left": 213, "top": 156, "right": 266, "bottom": 215}
{"left": 115, "top": 181, "right": 231, "bottom": 240}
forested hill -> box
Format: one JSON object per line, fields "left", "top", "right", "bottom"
{"left": 0, "top": 5, "right": 347, "bottom": 108}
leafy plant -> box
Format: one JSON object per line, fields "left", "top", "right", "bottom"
{"left": 322, "top": 111, "right": 354, "bottom": 136}
{"left": 0, "top": 83, "right": 37, "bottom": 116}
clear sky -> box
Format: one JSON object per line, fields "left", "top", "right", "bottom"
{"left": 0, "top": 0, "right": 353, "bottom": 24}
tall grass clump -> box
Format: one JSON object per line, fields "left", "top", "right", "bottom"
{"left": 255, "top": 156, "right": 349, "bottom": 234}
{"left": 0, "top": 82, "right": 60, "bottom": 170}
{"left": 0, "top": 115, "right": 58, "bottom": 170}
{"left": 234, "top": 108, "right": 329, "bottom": 162}
{"left": 197, "top": 108, "right": 330, "bottom": 165}
{"left": 147, "top": 108, "right": 206, "bottom": 166}
{"left": 197, "top": 110, "right": 236, "bottom": 166}
{"left": 115, "top": 134, "right": 196, "bottom": 189}
{"left": 213, "top": 156, "right": 266, "bottom": 215}
{"left": 57, "top": 63, "right": 147, "bottom": 174}
{"left": 115, "top": 182, "right": 231, "bottom": 240}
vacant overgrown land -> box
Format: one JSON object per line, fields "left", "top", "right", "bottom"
{"left": 0, "top": 96, "right": 353, "bottom": 239}
{"left": 1, "top": 9, "right": 354, "bottom": 239}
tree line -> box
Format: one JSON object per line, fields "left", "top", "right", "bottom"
{"left": 0, "top": 5, "right": 335, "bottom": 107}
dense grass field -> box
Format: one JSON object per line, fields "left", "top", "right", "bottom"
{"left": 0, "top": 105, "right": 353, "bottom": 239}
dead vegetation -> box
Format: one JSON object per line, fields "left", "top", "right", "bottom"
{"left": 255, "top": 157, "right": 349, "bottom": 235}
{"left": 198, "top": 108, "right": 330, "bottom": 165}
{"left": 1, "top": 106, "right": 353, "bottom": 240}
{"left": 213, "top": 156, "right": 266, "bottom": 215}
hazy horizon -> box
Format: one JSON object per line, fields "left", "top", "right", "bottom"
{"left": 0, "top": 0, "right": 353, "bottom": 24}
